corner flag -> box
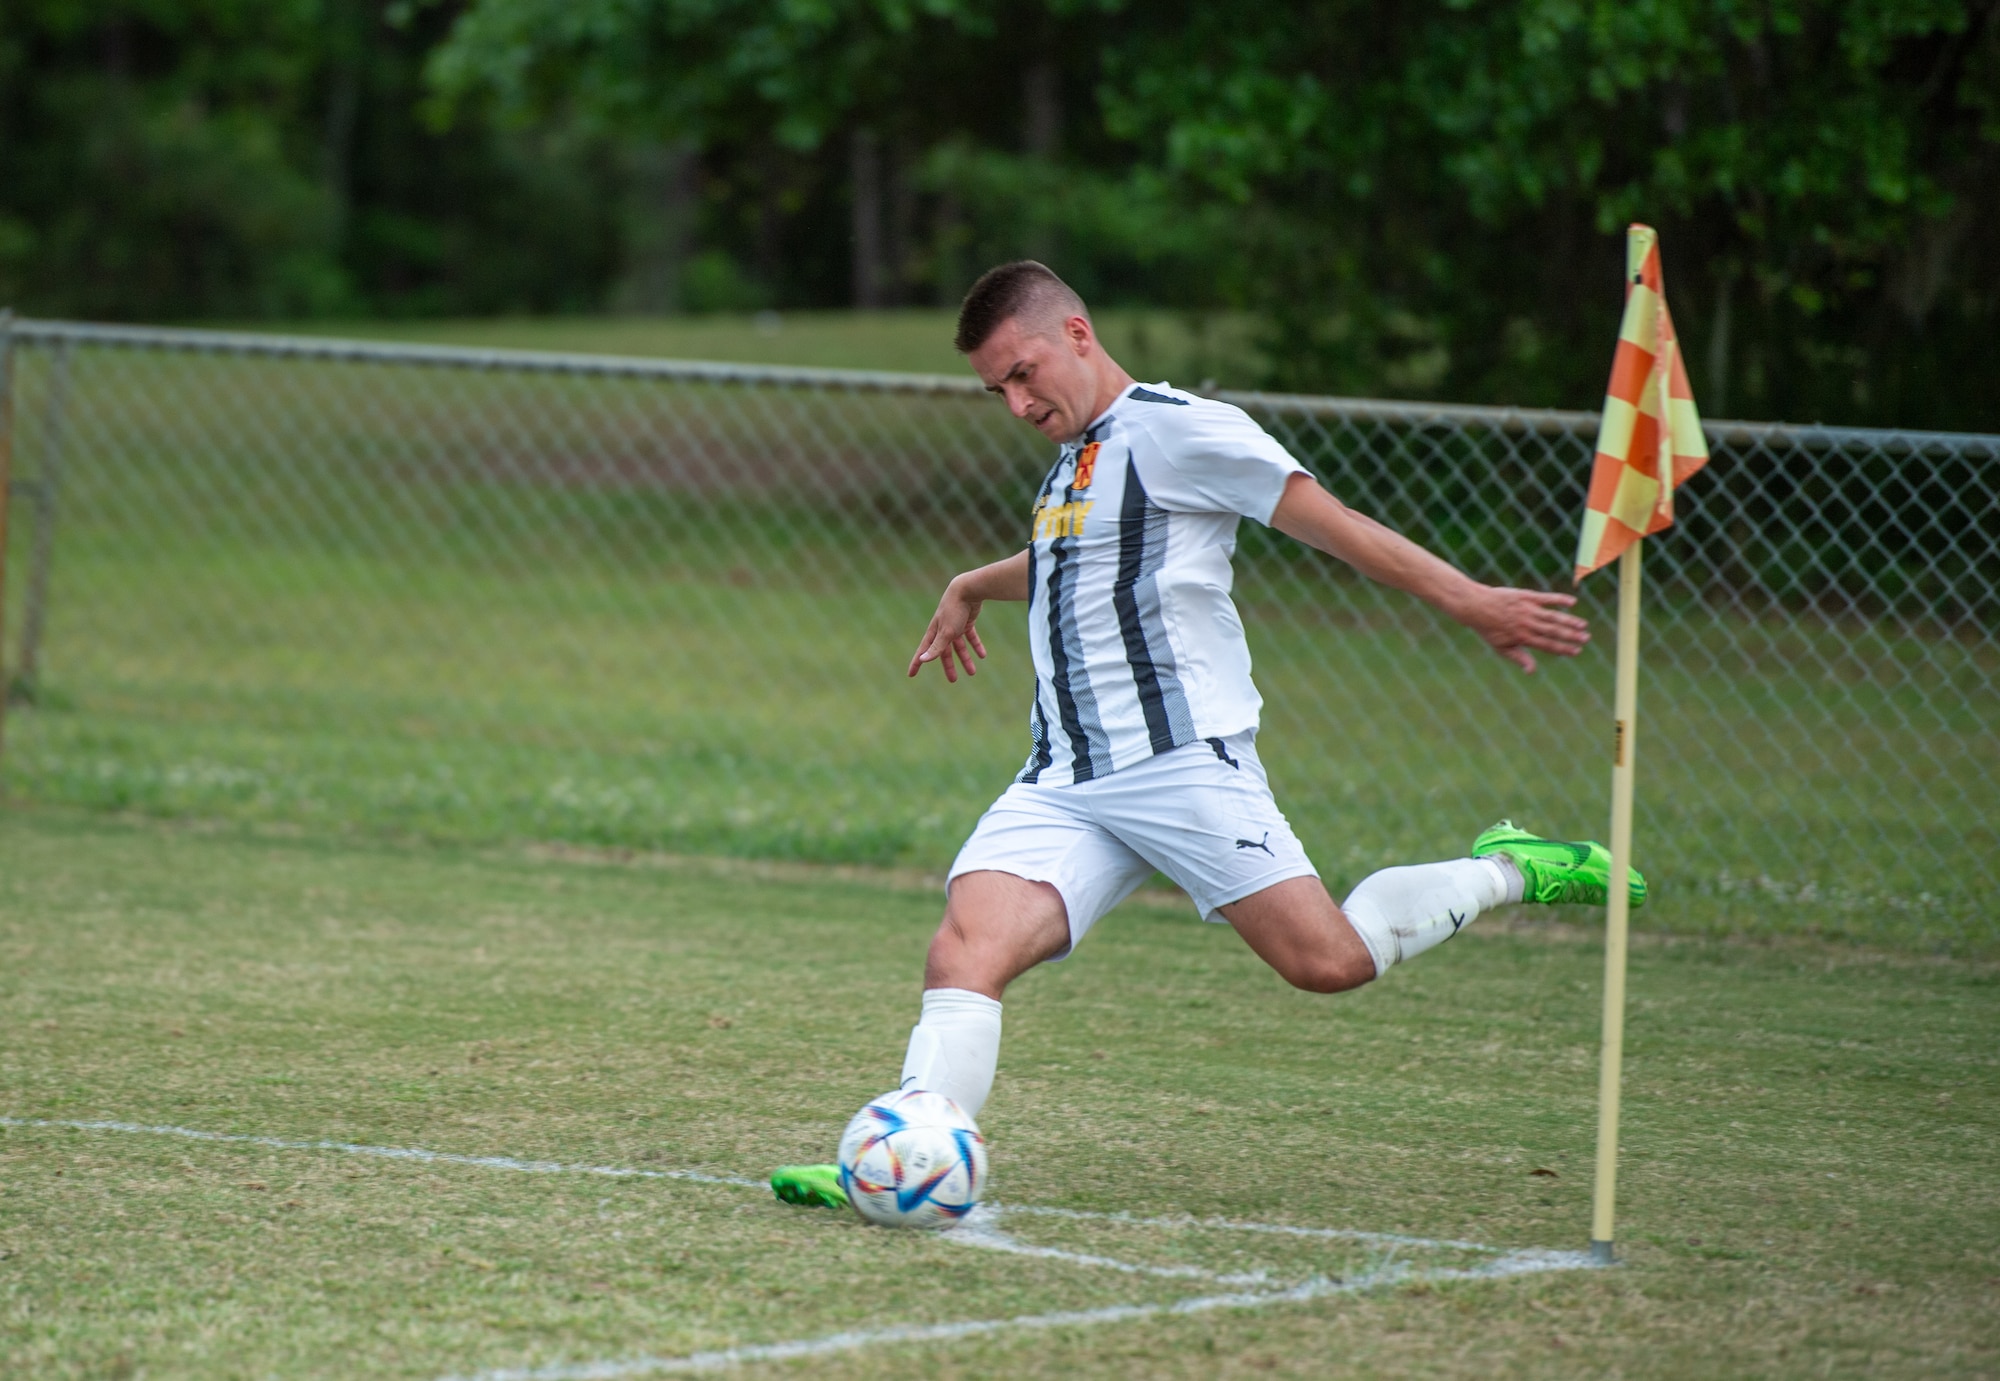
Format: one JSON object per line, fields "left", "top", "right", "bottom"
{"left": 1577, "top": 225, "right": 1708, "bottom": 1266}
{"left": 1575, "top": 225, "right": 1709, "bottom": 582}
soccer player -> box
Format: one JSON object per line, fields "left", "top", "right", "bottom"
{"left": 774, "top": 262, "right": 1643, "bottom": 1209}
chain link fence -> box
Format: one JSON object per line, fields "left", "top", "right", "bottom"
{"left": 2, "top": 318, "right": 1994, "bottom": 952}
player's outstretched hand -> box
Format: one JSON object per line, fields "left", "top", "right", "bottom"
{"left": 908, "top": 577, "right": 988, "bottom": 683}
{"left": 1467, "top": 587, "right": 1589, "bottom": 674}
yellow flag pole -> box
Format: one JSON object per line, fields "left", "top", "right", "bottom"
{"left": 1590, "top": 536, "right": 1643, "bottom": 1265}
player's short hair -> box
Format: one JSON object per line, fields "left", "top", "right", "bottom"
{"left": 954, "top": 261, "right": 1089, "bottom": 354}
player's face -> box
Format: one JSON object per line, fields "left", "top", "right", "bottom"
{"left": 968, "top": 315, "right": 1098, "bottom": 444}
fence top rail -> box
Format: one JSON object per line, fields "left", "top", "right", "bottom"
{"left": 10, "top": 317, "right": 1998, "bottom": 457}
{"left": 1217, "top": 389, "right": 2000, "bottom": 455}
{"left": 10, "top": 318, "right": 988, "bottom": 397}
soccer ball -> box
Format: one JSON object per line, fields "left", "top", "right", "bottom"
{"left": 837, "top": 1089, "right": 988, "bottom": 1228}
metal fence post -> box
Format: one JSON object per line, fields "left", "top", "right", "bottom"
{"left": 0, "top": 309, "right": 14, "bottom": 775}
{"left": 15, "top": 338, "right": 70, "bottom": 703}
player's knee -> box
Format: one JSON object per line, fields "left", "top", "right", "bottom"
{"left": 923, "top": 910, "right": 1019, "bottom": 991}
{"left": 924, "top": 912, "right": 978, "bottom": 984}
{"left": 1279, "top": 951, "right": 1375, "bottom": 995}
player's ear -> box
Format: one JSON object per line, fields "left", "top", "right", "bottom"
{"left": 1065, "top": 315, "right": 1093, "bottom": 355}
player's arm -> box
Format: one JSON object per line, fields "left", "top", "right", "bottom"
{"left": 907, "top": 548, "right": 1032, "bottom": 682}
{"left": 1270, "top": 472, "right": 1589, "bottom": 673}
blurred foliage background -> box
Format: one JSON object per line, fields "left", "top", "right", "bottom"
{"left": 4, "top": 0, "right": 1996, "bottom": 428}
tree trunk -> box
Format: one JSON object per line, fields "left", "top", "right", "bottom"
{"left": 321, "top": 17, "right": 362, "bottom": 256}
{"left": 1022, "top": 62, "right": 1060, "bottom": 263}
{"left": 1706, "top": 269, "right": 1733, "bottom": 418}
{"left": 1023, "top": 60, "right": 1060, "bottom": 159}
{"left": 754, "top": 143, "right": 784, "bottom": 291}
{"left": 612, "top": 142, "right": 697, "bottom": 313}
{"left": 932, "top": 191, "right": 966, "bottom": 308}
{"left": 885, "top": 137, "right": 916, "bottom": 308}
{"left": 850, "top": 128, "right": 885, "bottom": 309}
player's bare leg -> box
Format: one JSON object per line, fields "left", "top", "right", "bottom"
{"left": 893, "top": 870, "right": 1066, "bottom": 1120}
{"left": 923, "top": 870, "right": 1070, "bottom": 999}
{"left": 772, "top": 871, "right": 1063, "bottom": 1209}
{"left": 1218, "top": 876, "right": 1377, "bottom": 992}
{"left": 1226, "top": 859, "right": 1518, "bottom": 982}
{"left": 1226, "top": 823, "right": 1652, "bottom": 989}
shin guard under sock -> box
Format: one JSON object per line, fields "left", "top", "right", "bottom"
{"left": 898, "top": 987, "right": 1003, "bottom": 1120}
{"left": 1342, "top": 857, "right": 1517, "bottom": 976}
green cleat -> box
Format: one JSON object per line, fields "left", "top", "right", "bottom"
{"left": 1473, "top": 820, "right": 1647, "bottom": 908}
{"left": 771, "top": 1164, "right": 848, "bottom": 1210}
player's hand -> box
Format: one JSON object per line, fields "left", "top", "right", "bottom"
{"left": 1465, "top": 586, "right": 1589, "bottom": 674}
{"left": 908, "top": 576, "right": 988, "bottom": 683}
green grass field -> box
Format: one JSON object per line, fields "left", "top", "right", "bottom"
{"left": 3, "top": 810, "right": 1995, "bottom": 1378}
{"left": 8, "top": 521, "right": 1992, "bottom": 953}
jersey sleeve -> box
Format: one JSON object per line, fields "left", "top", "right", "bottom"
{"left": 1129, "top": 398, "right": 1308, "bottom": 524}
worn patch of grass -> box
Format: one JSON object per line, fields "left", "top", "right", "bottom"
{"left": 2, "top": 812, "right": 1995, "bottom": 1377}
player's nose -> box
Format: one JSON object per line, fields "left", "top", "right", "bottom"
{"left": 1008, "top": 384, "right": 1051, "bottom": 420}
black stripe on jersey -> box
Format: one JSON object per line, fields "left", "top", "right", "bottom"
{"left": 1018, "top": 697, "right": 1052, "bottom": 784}
{"left": 1018, "top": 457, "right": 1063, "bottom": 784}
{"left": 1033, "top": 451, "right": 1068, "bottom": 506}
{"left": 1026, "top": 432, "right": 1112, "bottom": 783}
{"left": 1126, "top": 385, "right": 1188, "bottom": 406}
{"left": 1018, "top": 541, "right": 1053, "bottom": 784}
{"left": 1044, "top": 525, "right": 1109, "bottom": 781}
{"left": 1113, "top": 458, "right": 1197, "bottom": 755}
{"left": 1041, "top": 441, "right": 1112, "bottom": 782}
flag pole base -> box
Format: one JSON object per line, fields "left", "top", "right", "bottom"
{"left": 1589, "top": 1238, "right": 1616, "bottom": 1266}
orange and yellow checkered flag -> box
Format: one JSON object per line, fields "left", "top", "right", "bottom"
{"left": 1574, "top": 225, "right": 1709, "bottom": 583}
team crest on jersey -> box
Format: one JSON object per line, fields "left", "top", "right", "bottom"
{"left": 1074, "top": 441, "right": 1100, "bottom": 489}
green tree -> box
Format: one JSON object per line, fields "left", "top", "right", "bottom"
{"left": 0, "top": 0, "right": 346, "bottom": 317}
{"left": 1099, "top": 0, "right": 2000, "bottom": 423}
{"left": 0, "top": 0, "right": 627, "bottom": 319}
{"left": 432, "top": 0, "right": 2000, "bottom": 427}
{"left": 6, "top": 0, "right": 1993, "bottom": 427}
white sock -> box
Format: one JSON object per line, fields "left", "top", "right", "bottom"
{"left": 1342, "top": 857, "right": 1519, "bottom": 977}
{"left": 899, "top": 988, "right": 1003, "bottom": 1121}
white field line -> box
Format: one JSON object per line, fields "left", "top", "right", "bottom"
{"left": 0, "top": 1117, "right": 763, "bottom": 1189}
{"left": 952, "top": 1206, "right": 1275, "bottom": 1286}
{"left": 7, "top": 1114, "right": 1597, "bottom": 1377}
{"left": 3, "top": 1115, "right": 1486, "bottom": 1255}
{"left": 434, "top": 1250, "right": 1597, "bottom": 1381}
{"left": 995, "top": 1202, "right": 1495, "bottom": 1253}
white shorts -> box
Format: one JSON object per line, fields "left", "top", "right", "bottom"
{"left": 948, "top": 729, "right": 1318, "bottom": 960}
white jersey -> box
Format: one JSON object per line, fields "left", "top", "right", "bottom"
{"left": 1018, "top": 382, "right": 1306, "bottom": 786}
